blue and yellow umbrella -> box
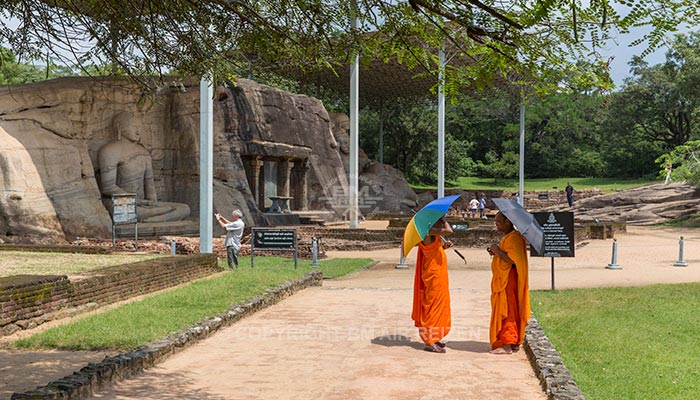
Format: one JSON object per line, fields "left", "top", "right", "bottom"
{"left": 402, "top": 194, "right": 461, "bottom": 257}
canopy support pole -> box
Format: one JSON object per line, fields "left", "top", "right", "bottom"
{"left": 519, "top": 95, "right": 525, "bottom": 205}
{"left": 199, "top": 76, "right": 214, "bottom": 253}
{"left": 437, "top": 41, "right": 446, "bottom": 198}
{"left": 348, "top": 8, "right": 360, "bottom": 228}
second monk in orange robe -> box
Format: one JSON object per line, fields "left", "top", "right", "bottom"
{"left": 412, "top": 217, "right": 453, "bottom": 353}
{"left": 488, "top": 212, "right": 531, "bottom": 354}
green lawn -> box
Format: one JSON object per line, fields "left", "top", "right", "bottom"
{"left": 438, "top": 177, "right": 656, "bottom": 193}
{"left": 0, "top": 251, "right": 164, "bottom": 278}
{"left": 12, "top": 256, "right": 372, "bottom": 351}
{"left": 531, "top": 284, "right": 700, "bottom": 400}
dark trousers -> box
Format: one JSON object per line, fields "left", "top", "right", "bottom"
{"left": 226, "top": 246, "right": 239, "bottom": 268}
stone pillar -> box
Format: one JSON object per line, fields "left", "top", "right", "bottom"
{"left": 257, "top": 162, "right": 266, "bottom": 211}
{"left": 277, "top": 158, "right": 292, "bottom": 198}
{"left": 244, "top": 156, "right": 264, "bottom": 208}
{"left": 241, "top": 156, "right": 262, "bottom": 210}
{"left": 292, "top": 159, "right": 309, "bottom": 211}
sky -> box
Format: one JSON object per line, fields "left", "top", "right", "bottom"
{"left": 595, "top": 3, "right": 695, "bottom": 88}
{"left": 599, "top": 29, "right": 674, "bottom": 87}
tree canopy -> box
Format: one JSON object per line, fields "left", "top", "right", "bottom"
{"left": 3, "top": 0, "right": 700, "bottom": 93}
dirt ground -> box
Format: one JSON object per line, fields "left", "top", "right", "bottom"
{"left": 3, "top": 224, "right": 700, "bottom": 399}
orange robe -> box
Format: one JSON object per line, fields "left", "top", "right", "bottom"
{"left": 489, "top": 230, "right": 531, "bottom": 349}
{"left": 412, "top": 236, "right": 451, "bottom": 345}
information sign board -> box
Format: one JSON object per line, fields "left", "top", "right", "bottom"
{"left": 532, "top": 212, "right": 574, "bottom": 257}
{"left": 112, "top": 194, "right": 137, "bottom": 224}
{"left": 452, "top": 224, "right": 468, "bottom": 231}
{"left": 251, "top": 228, "right": 298, "bottom": 269}
{"left": 253, "top": 229, "right": 296, "bottom": 249}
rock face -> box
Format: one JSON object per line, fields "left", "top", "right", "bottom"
{"left": 562, "top": 182, "right": 700, "bottom": 225}
{"left": 0, "top": 77, "right": 414, "bottom": 243}
{"left": 328, "top": 112, "right": 418, "bottom": 216}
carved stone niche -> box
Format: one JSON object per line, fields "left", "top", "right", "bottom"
{"left": 240, "top": 140, "right": 311, "bottom": 213}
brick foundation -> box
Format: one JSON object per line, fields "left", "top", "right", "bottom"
{"left": 0, "top": 254, "right": 219, "bottom": 336}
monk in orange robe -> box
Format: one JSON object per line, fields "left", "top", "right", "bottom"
{"left": 412, "top": 217, "right": 453, "bottom": 353}
{"left": 488, "top": 212, "right": 531, "bottom": 354}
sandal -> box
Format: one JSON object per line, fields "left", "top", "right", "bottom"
{"left": 489, "top": 346, "right": 513, "bottom": 355}
{"left": 424, "top": 343, "right": 446, "bottom": 353}
{"left": 436, "top": 342, "right": 446, "bottom": 348}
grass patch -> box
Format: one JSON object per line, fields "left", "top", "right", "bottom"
{"left": 440, "top": 177, "right": 655, "bottom": 193}
{"left": 531, "top": 284, "right": 700, "bottom": 400}
{"left": 12, "top": 256, "right": 371, "bottom": 351}
{"left": 0, "top": 251, "right": 164, "bottom": 278}
{"left": 656, "top": 214, "right": 700, "bottom": 228}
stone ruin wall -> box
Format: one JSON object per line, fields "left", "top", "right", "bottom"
{"left": 0, "top": 77, "right": 417, "bottom": 244}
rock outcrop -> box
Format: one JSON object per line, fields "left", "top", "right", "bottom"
{"left": 328, "top": 112, "right": 418, "bottom": 216}
{"left": 560, "top": 182, "right": 700, "bottom": 225}
{"left": 0, "top": 77, "right": 416, "bottom": 244}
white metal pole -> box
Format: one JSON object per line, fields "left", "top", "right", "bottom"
{"left": 199, "top": 77, "right": 214, "bottom": 253}
{"left": 438, "top": 42, "right": 446, "bottom": 199}
{"left": 349, "top": 9, "right": 360, "bottom": 228}
{"left": 519, "top": 97, "right": 525, "bottom": 206}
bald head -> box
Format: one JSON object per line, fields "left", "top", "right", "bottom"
{"left": 494, "top": 212, "right": 514, "bottom": 233}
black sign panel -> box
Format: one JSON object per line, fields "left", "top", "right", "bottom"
{"left": 532, "top": 212, "right": 575, "bottom": 257}
{"left": 253, "top": 229, "right": 296, "bottom": 249}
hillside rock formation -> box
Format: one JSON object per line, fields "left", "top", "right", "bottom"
{"left": 561, "top": 182, "right": 700, "bottom": 225}
{"left": 0, "top": 77, "right": 417, "bottom": 244}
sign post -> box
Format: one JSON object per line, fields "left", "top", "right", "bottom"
{"left": 251, "top": 228, "right": 298, "bottom": 269}
{"left": 111, "top": 194, "right": 138, "bottom": 251}
{"left": 532, "top": 212, "right": 575, "bottom": 290}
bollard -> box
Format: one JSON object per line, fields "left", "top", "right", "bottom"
{"left": 311, "top": 237, "right": 320, "bottom": 267}
{"left": 396, "top": 237, "right": 409, "bottom": 269}
{"left": 605, "top": 238, "right": 622, "bottom": 269}
{"left": 674, "top": 236, "right": 688, "bottom": 267}
{"left": 170, "top": 239, "right": 176, "bottom": 255}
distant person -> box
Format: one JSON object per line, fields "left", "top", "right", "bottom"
{"left": 412, "top": 217, "right": 453, "bottom": 353}
{"left": 565, "top": 182, "right": 574, "bottom": 207}
{"left": 215, "top": 209, "right": 245, "bottom": 269}
{"left": 513, "top": 193, "right": 521, "bottom": 206}
{"left": 487, "top": 212, "right": 531, "bottom": 354}
{"left": 479, "top": 193, "right": 487, "bottom": 219}
{"left": 469, "top": 195, "right": 479, "bottom": 218}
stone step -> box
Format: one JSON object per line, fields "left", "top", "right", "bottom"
{"left": 298, "top": 216, "right": 327, "bottom": 226}
{"left": 114, "top": 220, "right": 199, "bottom": 238}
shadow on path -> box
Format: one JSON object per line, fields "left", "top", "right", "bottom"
{"left": 444, "top": 340, "right": 491, "bottom": 353}
{"left": 91, "top": 371, "right": 229, "bottom": 400}
{"left": 370, "top": 335, "right": 424, "bottom": 350}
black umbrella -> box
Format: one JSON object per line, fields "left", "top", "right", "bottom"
{"left": 491, "top": 198, "right": 544, "bottom": 254}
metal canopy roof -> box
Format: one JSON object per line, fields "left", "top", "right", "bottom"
{"left": 292, "top": 57, "right": 441, "bottom": 104}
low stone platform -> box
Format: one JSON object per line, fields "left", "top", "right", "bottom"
{"left": 261, "top": 213, "right": 301, "bottom": 226}
{"left": 114, "top": 220, "right": 199, "bottom": 237}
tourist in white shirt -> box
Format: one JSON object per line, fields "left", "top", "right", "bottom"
{"left": 215, "top": 209, "right": 245, "bottom": 269}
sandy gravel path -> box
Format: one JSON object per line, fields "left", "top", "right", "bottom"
{"left": 4, "top": 225, "right": 700, "bottom": 399}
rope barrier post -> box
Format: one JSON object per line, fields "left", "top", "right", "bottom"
{"left": 171, "top": 239, "right": 176, "bottom": 255}
{"left": 674, "top": 236, "right": 688, "bottom": 267}
{"left": 605, "top": 238, "right": 622, "bottom": 270}
{"left": 311, "top": 236, "right": 320, "bottom": 267}
{"left": 396, "top": 238, "right": 409, "bottom": 269}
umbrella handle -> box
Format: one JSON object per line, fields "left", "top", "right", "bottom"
{"left": 441, "top": 236, "right": 466, "bottom": 264}
{"left": 454, "top": 248, "right": 467, "bottom": 264}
